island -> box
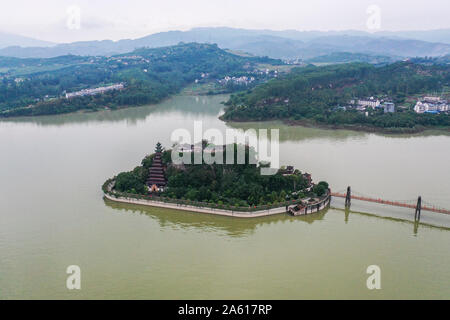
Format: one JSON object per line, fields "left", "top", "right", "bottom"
{"left": 102, "top": 142, "right": 331, "bottom": 217}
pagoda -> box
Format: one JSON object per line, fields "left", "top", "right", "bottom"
{"left": 146, "top": 142, "right": 167, "bottom": 192}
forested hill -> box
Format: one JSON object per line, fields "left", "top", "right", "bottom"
{"left": 222, "top": 62, "right": 450, "bottom": 130}
{"left": 0, "top": 43, "right": 281, "bottom": 117}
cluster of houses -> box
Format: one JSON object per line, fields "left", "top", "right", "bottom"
{"left": 339, "top": 97, "right": 396, "bottom": 114}
{"left": 218, "top": 76, "right": 256, "bottom": 86}
{"left": 107, "top": 55, "right": 150, "bottom": 66}
{"left": 413, "top": 96, "right": 449, "bottom": 114}
{"left": 256, "top": 68, "right": 278, "bottom": 77}
{"left": 0, "top": 76, "right": 27, "bottom": 83}
{"left": 341, "top": 95, "right": 449, "bottom": 115}
{"left": 353, "top": 97, "right": 395, "bottom": 113}
{"left": 65, "top": 83, "right": 125, "bottom": 99}
{"left": 283, "top": 58, "right": 305, "bottom": 65}
{"left": 216, "top": 68, "right": 281, "bottom": 87}
{"left": 194, "top": 73, "right": 211, "bottom": 83}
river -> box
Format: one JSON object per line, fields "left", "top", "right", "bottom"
{"left": 0, "top": 94, "right": 449, "bottom": 299}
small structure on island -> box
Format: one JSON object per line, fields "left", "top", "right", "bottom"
{"left": 287, "top": 189, "right": 332, "bottom": 216}
{"left": 303, "top": 173, "right": 312, "bottom": 186}
{"left": 280, "top": 166, "right": 295, "bottom": 176}
{"left": 146, "top": 143, "right": 167, "bottom": 192}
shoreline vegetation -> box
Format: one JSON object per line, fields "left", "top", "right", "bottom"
{"left": 0, "top": 43, "right": 281, "bottom": 118}
{"left": 0, "top": 83, "right": 226, "bottom": 120}
{"left": 2, "top": 44, "right": 448, "bottom": 137}
{"left": 221, "top": 62, "right": 450, "bottom": 132}
{"left": 223, "top": 117, "right": 450, "bottom": 134}
{"left": 284, "top": 119, "right": 450, "bottom": 134}
{"left": 4, "top": 90, "right": 448, "bottom": 136}
{"left": 0, "top": 98, "right": 173, "bottom": 120}
{"left": 102, "top": 143, "right": 332, "bottom": 217}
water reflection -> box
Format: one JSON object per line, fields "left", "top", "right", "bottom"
{"left": 2, "top": 93, "right": 448, "bottom": 141}
{"left": 332, "top": 206, "right": 450, "bottom": 235}
{"left": 104, "top": 198, "right": 328, "bottom": 237}
{"left": 331, "top": 197, "right": 450, "bottom": 229}
{"left": 0, "top": 95, "right": 228, "bottom": 127}
{"left": 226, "top": 120, "right": 367, "bottom": 143}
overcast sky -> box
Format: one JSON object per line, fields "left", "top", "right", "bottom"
{"left": 1, "top": 0, "right": 449, "bottom": 43}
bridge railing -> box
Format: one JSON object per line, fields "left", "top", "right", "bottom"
{"left": 331, "top": 191, "right": 450, "bottom": 215}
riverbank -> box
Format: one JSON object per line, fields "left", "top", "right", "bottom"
{"left": 283, "top": 119, "right": 450, "bottom": 134}
{"left": 222, "top": 116, "right": 450, "bottom": 135}
{"left": 0, "top": 98, "right": 168, "bottom": 119}
{"left": 0, "top": 82, "right": 232, "bottom": 119}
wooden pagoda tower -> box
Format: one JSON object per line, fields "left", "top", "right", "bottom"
{"left": 146, "top": 142, "right": 167, "bottom": 192}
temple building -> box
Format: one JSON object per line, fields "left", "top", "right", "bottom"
{"left": 146, "top": 143, "right": 167, "bottom": 192}
{"left": 303, "top": 173, "right": 312, "bottom": 187}
{"left": 280, "top": 166, "right": 295, "bottom": 176}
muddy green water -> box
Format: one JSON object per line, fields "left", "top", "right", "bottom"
{"left": 0, "top": 94, "right": 449, "bottom": 299}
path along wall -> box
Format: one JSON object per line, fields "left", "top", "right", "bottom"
{"left": 289, "top": 193, "right": 331, "bottom": 216}
{"left": 104, "top": 181, "right": 331, "bottom": 218}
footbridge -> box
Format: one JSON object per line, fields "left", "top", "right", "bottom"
{"left": 331, "top": 187, "right": 450, "bottom": 221}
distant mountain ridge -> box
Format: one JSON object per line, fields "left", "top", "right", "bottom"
{"left": 306, "top": 52, "right": 397, "bottom": 65}
{"left": 0, "top": 31, "right": 54, "bottom": 49}
{"left": 1, "top": 27, "right": 449, "bottom": 59}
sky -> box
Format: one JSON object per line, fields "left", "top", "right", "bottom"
{"left": 1, "top": 0, "right": 449, "bottom": 43}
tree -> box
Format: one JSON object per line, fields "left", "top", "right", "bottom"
{"left": 114, "top": 143, "right": 330, "bottom": 207}
{"left": 318, "top": 181, "right": 329, "bottom": 189}
{"left": 312, "top": 184, "right": 326, "bottom": 197}
{"left": 115, "top": 171, "right": 146, "bottom": 194}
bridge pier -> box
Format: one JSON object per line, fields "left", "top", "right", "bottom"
{"left": 345, "top": 186, "right": 351, "bottom": 208}
{"left": 415, "top": 196, "right": 422, "bottom": 221}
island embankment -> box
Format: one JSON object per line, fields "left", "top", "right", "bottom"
{"left": 103, "top": 180, "right": 331, "bottom": 218}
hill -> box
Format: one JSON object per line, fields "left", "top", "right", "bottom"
{"left": 221, "top": 62, "right": 450, "bottom": 131}
{"left": 0, "top": 31, "right": 54, "bottom": 49}
{"left": 0, "top": 43, "right": 281, "bottom": 117}
{"left": 306, "top": 52, "right": 396, "bottom": 65}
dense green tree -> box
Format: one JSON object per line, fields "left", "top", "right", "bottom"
{"left": 115, "top": 166, "right": 148, "bottom": 194}
{"left": 222, "top": 62, "right": 450, "bottom": 129}
{"left": 113, "top": 144, "right": 328, "bottom": 206}
{"left": 0, "top": 43, "right": 282, "bottom": 117}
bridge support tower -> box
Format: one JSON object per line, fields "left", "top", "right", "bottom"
{"left": 345, "top": 186, "right": 351, "bottom": 208}
{"left": 415, "top": 196, "right": 422, "bottom": 221}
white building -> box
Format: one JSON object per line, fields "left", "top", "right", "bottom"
{"left": 414, "top": 100, "right": 449, "bottom": 113}
{"left": 357, "top": 98, "right": 381, "bottom": 109}
{"left": 424, "top": 96, "right": 441, "bottom": 102}
{"left": 65, "top": 83, "right": 125, "bottom": 99}
{"left": 414, "top": 102, "right": 431, "bottom": 113}
{"left": 383, "top": 102, "right": 395, "bottom": 113}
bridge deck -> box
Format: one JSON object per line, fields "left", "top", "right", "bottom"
{"left": 331, "top": 193, "right": 450, "bottom": 215}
